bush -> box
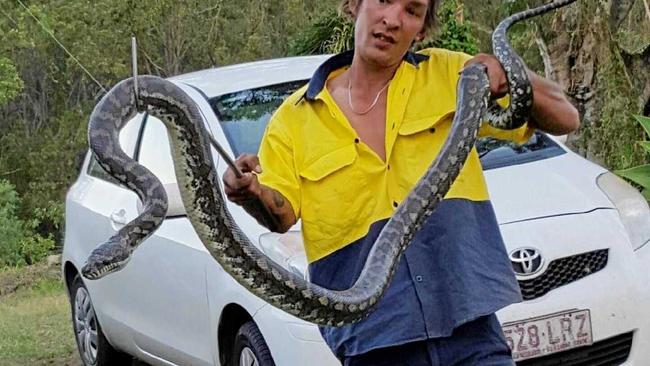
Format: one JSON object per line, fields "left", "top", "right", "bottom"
{"left": 616, "top": 115, "right": 650, "bottom": 201}
{"left": 0, "top": 180, "right": 56, "bottom": 267}
{"left": 0, "top": 181, "right": 28, "bottom": 267}
{"left": 0, "top": 108, "right": 87, "bottom": 245}
{"left": 419, "top": 0, "right": 478, "bottom": 55}
{"left": 17, "top": 236, "right": 56, "bottom": 266}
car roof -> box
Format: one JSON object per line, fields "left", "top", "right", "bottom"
{"left": 168, "top": 54, "right": 331, "bottom": 99}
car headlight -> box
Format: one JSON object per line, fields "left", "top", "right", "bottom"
{"left": 597, "top": 172, "right": 650, "bottom": 251}
{"left": 258, "top": 231, "right": 309, "bottom": 280}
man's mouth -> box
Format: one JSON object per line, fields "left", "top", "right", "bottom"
{"left": 373, "top": 32, "right": 396, "bottom": 44}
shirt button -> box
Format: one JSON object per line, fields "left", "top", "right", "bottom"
{"left": 393, "top": 201, "right": 398, "bottom": 208}
{"left": 354, "top": 138, "right": 360, "bottom": 143}
{"left": 415, "top": 276, "right": 423, "bottom": 282}
{"left": 429, "top": 128, "right": 436, "bottom": 133}
{"left": 387, "top": 164, "right": 391, "bottom": 170}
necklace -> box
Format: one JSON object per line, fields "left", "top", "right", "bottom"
{"left": 347, "top": 78, "right": 391, "bottom": 115}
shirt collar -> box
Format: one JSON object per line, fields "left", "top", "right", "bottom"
{"left": 301, "top": 50, "right": 429, "bottom": 102}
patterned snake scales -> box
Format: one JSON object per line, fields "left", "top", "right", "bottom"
{"left": 82, "top": 0, "right": 577, "bottom": 326}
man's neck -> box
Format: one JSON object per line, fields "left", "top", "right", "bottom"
{"left": 346, "top": 53, "right": 401, "bottom": 93}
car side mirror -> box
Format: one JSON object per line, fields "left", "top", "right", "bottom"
{"left": 136, "top": 182, "right": 186, "bottom": 218}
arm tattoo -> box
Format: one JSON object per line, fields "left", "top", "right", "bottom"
{"left": 241, "top": 188, "right": 286, "bottom": 232}
{"left": 272, "top": 190, "right": 285, "bottom": 208}
{"left": 242, "top": 199, "right": 280, "bottom": 232}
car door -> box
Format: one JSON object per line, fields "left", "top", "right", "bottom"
{"left": 70, "top": 114, "right": 146, "bottom": 354}
{"left": 112, "top": 114, "right": 215, "bottom": 366}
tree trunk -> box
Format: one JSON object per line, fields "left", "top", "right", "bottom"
{"left": 539, "top": 0, "right": 649, "bottom": 168}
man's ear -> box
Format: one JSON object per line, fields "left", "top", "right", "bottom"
{"left": 349, "top": 0, "right": 360, "bottom": 17}
{"left": 416, "top": 30, "right": 426, "bottom": 42}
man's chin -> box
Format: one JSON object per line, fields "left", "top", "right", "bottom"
{"left": 361, "top": 47, "right": 404, "bottom": 68}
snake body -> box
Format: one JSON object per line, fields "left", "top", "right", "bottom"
{"left": 82, "top": 0, "right": 577, "bottom": 326}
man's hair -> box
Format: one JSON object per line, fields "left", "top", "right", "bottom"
{"left": 339, "top": 0, "right": 439, "bottom": 33}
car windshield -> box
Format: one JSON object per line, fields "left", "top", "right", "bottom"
{"left": 209, "top": 80, "right": 307, "bottom": 157}
{"left": 210, "top": 81, "right": 565, "bottom": 169}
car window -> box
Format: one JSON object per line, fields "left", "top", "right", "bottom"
{"left": 87, "top": 114, "right": 145, "bottom": 184}
{"left": 137, "top": 116, "right": 177, "bottom": 185}
{"left": 477, "top": 132, "right": 565, "bottom": 170}
{"left": 210, "top": 80, "right": 307, "bottom": 157}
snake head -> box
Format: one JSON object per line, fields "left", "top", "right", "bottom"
{"left": 81, "top": 237, "right": 132, "bottom": 280}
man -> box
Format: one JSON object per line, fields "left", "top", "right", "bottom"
{"left": 223, "top": 0, "right": 580, "bottom": 364}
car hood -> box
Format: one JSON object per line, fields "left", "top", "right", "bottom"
{"left": 485, "top": 150, "right": 615, "bottom": 224}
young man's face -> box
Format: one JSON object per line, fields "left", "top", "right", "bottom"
{"left": 351, "top": 0, "right": 428, "bottom": 68}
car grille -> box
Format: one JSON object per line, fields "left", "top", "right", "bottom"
{"left": 516, "top": 332, "right": 633, "bottom": 366}
{"left": 518, "top": 249, "right": 609, "bottom": 301}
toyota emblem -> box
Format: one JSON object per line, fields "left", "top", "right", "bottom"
{"left": 509, "top": 247, "right": 544, "bottom": 276}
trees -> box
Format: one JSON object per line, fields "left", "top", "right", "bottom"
{"left": 0, "top": 0, "right": 336, "bottom": 258}
{"left": 0, "top": 0, "right": 647, "bottom": 262}
{"left": 462, "top": 0, "right": 650, "bottom": 169}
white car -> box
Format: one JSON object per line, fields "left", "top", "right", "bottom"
{"left": 63, "top": 55, "right": 650, "bottom": 366}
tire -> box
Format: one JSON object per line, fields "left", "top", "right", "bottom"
{"left": 69, "top": 274, "right": 132, "bottom": 366}
{"left": 232, "top": 321, "right": 276, "bottom": 366}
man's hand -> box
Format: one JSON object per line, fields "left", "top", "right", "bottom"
{"left": 464, "top": 53, "right": 509, "bottom": 99}
{"left": 222, "top": 154, "right": 263, "bottom": 204}
{"left": 222, "top": 154, "right": 297, "bottom": 233}
{"left": 463, "top": 53, "right": 580, "bottom": 135}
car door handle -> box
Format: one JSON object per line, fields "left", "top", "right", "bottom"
{"left": 110, "top": 209, "right": 127, "bottom": 225}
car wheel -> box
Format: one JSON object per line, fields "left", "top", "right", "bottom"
{"left": 232, "top": 321, "right": 276, "bottom": 366}
{"left": 69, "top": 274, "right": 132, "bottom": 366}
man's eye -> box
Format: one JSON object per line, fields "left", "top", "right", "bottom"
{"left": 407, "top": 8, "right": 422, "bottom": 17}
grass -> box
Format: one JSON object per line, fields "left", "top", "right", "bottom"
{"left": 0, "top": 263, "right": 81, "bottom": 366}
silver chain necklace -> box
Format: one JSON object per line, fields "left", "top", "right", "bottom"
{"left": 347, "top": 78, "right": 391, "bottom": 115}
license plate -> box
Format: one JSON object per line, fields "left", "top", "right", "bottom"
{"left": 502, "top": 309, "right": 593, "bottom": 361}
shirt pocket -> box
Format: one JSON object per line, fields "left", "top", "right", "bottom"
{"left": 395, "top": 112, "right": 455, "bottom": 187}
{"left": 398, "top": 110, "right": 455, "bottom": 136}
{"left": 396, "top": 111, "right": 488, "bottom": 201}
{"left": 298, "top": 144, "right": 369, "bottom": 245}
{"left": 299, "top": 144, "right": 357, "bottom": 181}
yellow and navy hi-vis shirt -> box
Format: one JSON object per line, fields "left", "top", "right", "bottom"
{"left": 258, "top": 48, "right": 529, "bottom": 358}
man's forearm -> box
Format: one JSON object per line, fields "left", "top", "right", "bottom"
{"left": 528, "top": 72, "right": 580, "bottom": 135}
{"left": 241, "top": 185, "right": 296, "bottom": 233}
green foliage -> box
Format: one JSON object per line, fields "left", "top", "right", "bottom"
{"left": 581, "top": 47, "right": 648, "bottom": 170}
{"left": 290, "top": 0, "right": 479, "bottom": 56}
{"left": 16, "top": 236, "right": 56, "bottom": 267}
{"left": 289, "top": 9, "right": 355, "bottom": 55}
{"left": 0, "top": 181, "right": 55, "bottom": 268}
{"left": 0, "top": 58, "right": 23, "bottom": 106}
{"left": 0, "top": 0, "right": 339, "bottom": 262}
{"left": 0, "top": 181, "right": 27, "bottom": 267}
{"left": 615, "top": 115, "right": 650, "bottom": 199}
{"left": 0, "top": 108, "right": 87, "bottom": 237}
{"left": 420, "top": 0, "right": 478, "bottom": 54}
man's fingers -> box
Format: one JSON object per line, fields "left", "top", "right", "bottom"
{"left": 236, "top": 154, "right": 263, "bottom": 174}
{"left": 222, "top": 154, "right": 263, "bottom": 205}
{"left": 224, "top": 172, "right": 255, "bottom": 190}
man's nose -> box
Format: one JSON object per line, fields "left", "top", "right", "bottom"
{"left": 381, "top": 5, "right": 401, "bottom": 29}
